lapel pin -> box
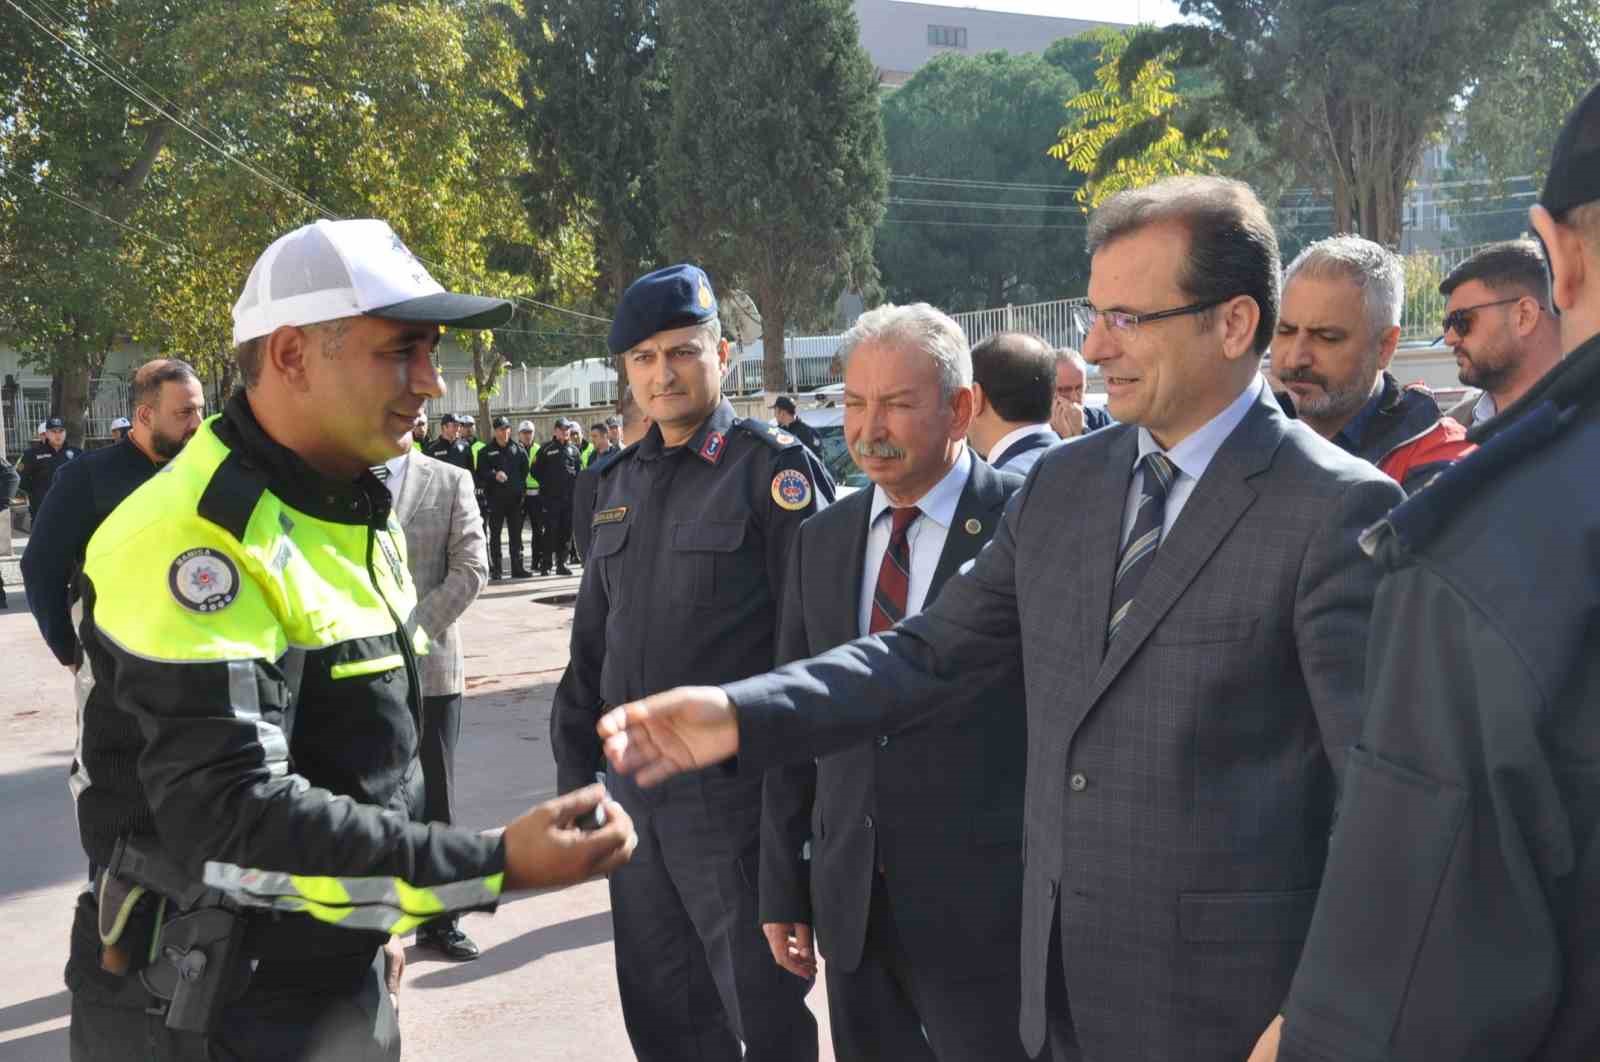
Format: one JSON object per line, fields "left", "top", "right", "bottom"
{"left": 964, "top": 518, "right": 982, "bottom": 535}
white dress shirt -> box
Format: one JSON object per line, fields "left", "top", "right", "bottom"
{"left": 858, "top": 447, "right": 972, "bottom": 637}
{"left": 1120, "top": 374, "right": 1264, "bottom": 548}
{"left": 988, "top": 422, "right": 1057, "bottom": 475}
{"left": 1472, "top": 390, "right": 1498, "bottom": 426}
{"left": 381, "top": 452, "right": 409, "bottom": 506}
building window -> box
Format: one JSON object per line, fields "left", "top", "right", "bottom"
{"left": 927, "top": 24, "right": 967, "bottom": 48}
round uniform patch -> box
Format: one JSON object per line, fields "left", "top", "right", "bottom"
{"left": 771, "top": 469, "right": 813, "bottom": 511}
{"left": 168, "top": 548, "right": 241, "bottom": 613}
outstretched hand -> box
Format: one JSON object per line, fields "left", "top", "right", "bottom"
{"left": 597, "top": 686, "right": 741, "bottom": 786}
{"left": 499, "top": 784, "right": 636, "bottom": 890}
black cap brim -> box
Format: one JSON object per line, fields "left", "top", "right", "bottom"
{"left": 368, "top": 292, "right": 514, "bottom": 330}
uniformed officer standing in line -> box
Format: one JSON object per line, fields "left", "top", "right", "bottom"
{"left": 425, "top": 413, "right": 474, "bottom": 472}
{"left": 17, "top": 415, "right": 81, "bottom": 521}
{"left": 517, "top": 419, "right": 543, "bottom": 574}
{"left": 66, "top": 218, "right": 634, "bottom": 1061}
{"left": 476, "top": 415, "right": 532, "bottom": 580}
{"left": 1270, "top": 82, "right": 1600, "bottom": 1062}
{"left": 0, "top": 452, "right": 17, "bottom": 610}
{"left": 531, "top": 419, "right": 579, "bottom": 576}
{"left": 551, "top": 263, "right": 832, "bottom": 1062}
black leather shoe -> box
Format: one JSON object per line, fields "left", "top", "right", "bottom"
{"left": 417, "top": 923, "right": 480, "bottom": 961}
{"left": 555, "top": 566, "right": 573, "bottom": 577}
{"left": 512, "top": 569, "right": 532, "bottom": 579}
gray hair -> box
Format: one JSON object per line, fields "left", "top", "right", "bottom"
{"left": 1055, "top": 347, "right": 1086, "bottom": 373}
{"left": 1283, "top": 234, "right": 1405, "bottom": 339}
{"left": 835, "top": 303, "right": 972, "bottom": 402}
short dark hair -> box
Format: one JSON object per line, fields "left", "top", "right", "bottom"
{"left": 1439, "top": 239, "right": 1551, "bottom": 305}
{"left": 969, "top": 332, "right": 1055, "bottom": 423}
{"left": 132, "top": 358, "right": 200, "bottom": 408}
{"left": 590, "top": 422, "right": 607, "bottom": 433}
{"left": 1087, "top": 176, "right": 1280, "bottom": 357}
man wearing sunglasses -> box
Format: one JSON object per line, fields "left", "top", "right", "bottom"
{"left": 1274, "top": 81, "right": 1600, "bottom": 1062}
{"left": 1274, "top": 235, "right": 1473, "bottom": 494}
{"left": 1438, "top": 240, "right": 1565, "bottom": 429}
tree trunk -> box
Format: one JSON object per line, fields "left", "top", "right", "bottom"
{"left": 58, "top": 358, "right": 91, "bottom": 447}
{"left": 470, "top": 333, "right": 505, "bottom": 427}
{"left": 759, "top": 300, "right": 787, "bottom": 397}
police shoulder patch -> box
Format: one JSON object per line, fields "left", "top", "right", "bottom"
{"left": 771, "top": 469, "right": 813, "bottom": 511}
{"left": 733, "top": 417, "right": 799, "bottom": 451}
{"left": 169, "top": 547, "right": 241, "bottom": 613}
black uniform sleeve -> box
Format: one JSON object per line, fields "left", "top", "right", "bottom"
{"left": 1280, "top": 563, "right": 1572, "bottom": 1062}
{"left": 759, "top": 522, "right": 818, "bottom": 926}
{"left": 515, "top": 446, "right": 530, "bottom": 486}
{"left": 550, "top": 480, "right": 613, "bottom": 795}
{"left": 15, "top": 448, "right": 38, "bottom": 497}
{"left": 19, "top": 457, "right": 93, "bottom": 666}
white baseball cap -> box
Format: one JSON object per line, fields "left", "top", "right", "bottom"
{"left": 110, "top": 417, "right": 132, "bottom": 430}
{"left": 231, "top": 219, "right": 513, "bottom": 345}
{"left": 517, "top": 420, "right": 536, "bottom": 432}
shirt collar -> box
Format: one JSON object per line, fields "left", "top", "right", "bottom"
{"left": 1136, "top": 374, "right": 1264, "bottom": 482}
{"left": 1472, "top": 390, "right": 1498, "bottom": 424}
{"left": 869, "top": 446, "right": 972, "bottom": 530}
{"left": 988, "top": 422, "right": 1054, "bottom": 463}
{"left": 637, "top": 397, "right": 736, "bottom": 464}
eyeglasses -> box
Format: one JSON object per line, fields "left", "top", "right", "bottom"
{"left": 1073, "top": 297, "right": 1231, "bottom": 337}
{"left": 1440, "top": 297, "right": 1529, "bottom": 340}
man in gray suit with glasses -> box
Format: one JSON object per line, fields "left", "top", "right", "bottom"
{"left": 597, "top": 176, "right": 1406, "bottom": 1062}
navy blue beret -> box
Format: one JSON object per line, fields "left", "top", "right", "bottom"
{"left": 608, "top": 263, "right": 719, "bottom": 355}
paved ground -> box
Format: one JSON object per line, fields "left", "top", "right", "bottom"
{"left": 0, "top": 566, "right": 834, "bottom": 1060}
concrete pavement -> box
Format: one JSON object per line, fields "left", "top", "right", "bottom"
{"left": 0, "top": 571, "right": 834, "bottom": 1060}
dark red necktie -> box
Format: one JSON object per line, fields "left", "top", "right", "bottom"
{"left": 870, "top": 506, "right": 922, "bottom": 634}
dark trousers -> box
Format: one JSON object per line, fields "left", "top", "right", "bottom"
{"left": 540, "top": 495, "right": 573, "bottom": 571}
{"left": 67, "top": 892, "right": 399, "bottom": 1062}
{"left": 522, "top": 495, "right": 544, "bottom": 570}
{"left": 608, "top": 772, "right": 816, "bottom": 1062}
{"left": 485, "top": 497, "right": 525, "bottom": 576}
{"left": 419, "top": 693, "right": 462, "bottom": 826}
{"left": 826, "top": 872, "right": 1036, "bottom": 1062}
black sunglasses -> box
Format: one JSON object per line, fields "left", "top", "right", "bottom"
{"left": 1440, "top": 297, "right": 1525, "bottom": 340}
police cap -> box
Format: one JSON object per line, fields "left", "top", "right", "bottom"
{"left": 1542, "top": 80, "right": 1600, "bottom": 216}
{"left": 771, "top": 396, "right": 797, "bottom": 414}
{"left": 45, "top": 416, "right": 65, "bottom": 430}
{"left": 608, "top": 264, "right": 719, "bottom": 355}
{"left": 492, "top": 415, "right": 511, "bottom": 429}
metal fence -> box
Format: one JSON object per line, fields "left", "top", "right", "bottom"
{"left": 4, "top": 375, "right": 133, "bottom": 454}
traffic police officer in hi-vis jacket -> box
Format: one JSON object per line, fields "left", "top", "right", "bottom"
{"left": 67, "top": 218, "right": 634, "bottom": 1061}
{"left": 551, "top": 264, "right": 833, "bottom": 1062}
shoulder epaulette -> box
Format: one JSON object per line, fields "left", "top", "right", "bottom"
{"left": 197, "top": 449, "right": 270, "bottom": 541}
{"left": 733, "top": 417, "right": 802, "bottom": 451}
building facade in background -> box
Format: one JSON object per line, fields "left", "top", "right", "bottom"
{"left": 852, "top": 0, "right": 1120, "bottom": 86}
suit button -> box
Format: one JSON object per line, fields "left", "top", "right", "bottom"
{"left": 864, "top": 815, "right": 874, "bottom": 829}
{"left": 1069, "top": 772, "right": 1088, "bottom": 792}
{"left": 877, "top": 735, "right": 889, "bottom": 749}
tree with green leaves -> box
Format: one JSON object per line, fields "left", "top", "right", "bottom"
{"left": 1050, "top": 30, "right": 1228, "bottom": 208}
{"left": 660, "top": 0, "right": 887, "bottom": 394}
{"left": 1126, "top": 0, "right": 1545, "bottom": 247}
{"left": 875, "top": 50, "right": 1087, "bottom": 312}
{"left": 497, "top": 0, "right": 667, "bottom": 307}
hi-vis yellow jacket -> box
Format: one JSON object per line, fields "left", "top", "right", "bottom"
{"left": 75, "top": 393, "right": 504, "bottom": 960}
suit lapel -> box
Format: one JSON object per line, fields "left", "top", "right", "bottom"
{"left": 1082, "top": 389, "right": 1284, "bottom": 714}
{"left": 397, "top": 452, "right": 434, "bottom": 526}
{"left": 832, "top": 490, "right": 874, "bottom": 646}
{"left": 929, "top": 458, "right": 1003, "bottom": 596}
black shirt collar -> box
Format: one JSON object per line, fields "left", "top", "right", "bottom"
{"left": 637, "top": 398, "right": 736, "bottom": 465}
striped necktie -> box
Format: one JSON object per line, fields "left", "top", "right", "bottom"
{"left": 869, "top": 506, "right": 922, "bottom": 634}
{"left": 1108, "top": 451, "right": 1176, "bottom": 643}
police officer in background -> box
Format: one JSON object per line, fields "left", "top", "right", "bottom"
{"left": 517, "top": 419, "right": 543, "bottom": 575}
{"left": 66, "top": 218, "right": 634, "bottom": 1061}
{"left": 17, "top": 415, "right": 81, "bottom": 521}
{"left": 532, "top": 418, "right": 579, "bottom": 576}
{"left": 476, "top": 415, "right": 532, "bottom": 580}
{"left": 770, "top": 396, "right": 823, "bottom": 456}
{"left": 109, "top": 417, "right": 132, "bottom": 445}
{"left": 0, "top": 453, "right": 17, "bottom": 609}
{"left": 1272, "top": 82, "right": 1600, "bottom": 1062}
{"left": 551, "top": 264, "right": 832, "bottom": 1062}
{"left": 426, "top": 413, "right": 474, "bottom": 472}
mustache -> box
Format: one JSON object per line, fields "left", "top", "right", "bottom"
{"left": 1276, "top": 368, "right": 1328, "bottom": 389}
{"left": 853, "top": 440, "right": 906, "bottom": 460}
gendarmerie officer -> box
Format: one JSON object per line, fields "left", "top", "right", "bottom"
{"left": 531, "top": 419, "right": 580, "bottom": 576}
{"left": 426, "top": 413, "right": 474, "bottom": 472}
{"left": 22, "top": 359, "right": 205, "bottom": 667}
{"left": 66, "top": 218, "right": 633, "bottom": 1061}
{"left": 1276, "top": 81, "right": 1600, "bottom": 1062}
{"left": 17, "top": 415, "right": 82, "bottom": 520}
{"left": 551, "top": 264, "right": 833, "bottom": 1062}
{"left": 475, "top": 415, "right": 531, "bottom": 579}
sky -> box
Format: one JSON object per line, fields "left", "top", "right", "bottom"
{"left": 908, "top": 0, "right": 1189, "bottom": 27}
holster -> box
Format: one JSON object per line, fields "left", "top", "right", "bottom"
{"left": 95, "top": 836, "right": 253, "bottom": 1034}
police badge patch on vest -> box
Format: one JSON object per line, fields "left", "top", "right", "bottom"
{"left": 593, "top": 506, "right": 628, "bottom": 526}
{"left": 169, "top": 548, "right": 241, "bottom": 613}
{"left": 771, "top": 469, "right": 813, "bottom": 511}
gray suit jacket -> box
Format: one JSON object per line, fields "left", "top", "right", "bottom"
{"left": 725, "top": 384, "right": 1406, "bottom": 1062}
{"left": 394, "top": 451, "right": 487, "bottom": 698}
